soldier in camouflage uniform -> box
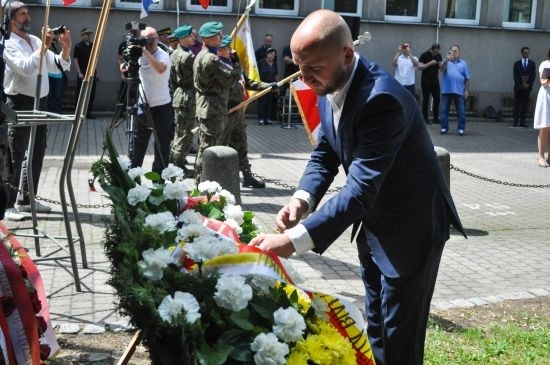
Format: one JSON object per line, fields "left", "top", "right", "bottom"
{"left": 218, "top": 35, "right": 276, "bottom": 189}
{"left": 169, "top": 25, "right": 196, "bottom": 178}
{"left": 193, "top": 21, "right": 242, "bottom": 184}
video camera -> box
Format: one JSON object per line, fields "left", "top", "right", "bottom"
{"left": 121, "top": 21, "right": 149, "bottom": 79}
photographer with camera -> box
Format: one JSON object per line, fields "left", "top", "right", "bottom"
{"left": 2, "top": 1, "right": 72, "bottom": 221}
{"left": 120, "top": 26, "right": 173, "bottom": 175}
{"left": 392, "top": 41, "right": 419, "bottom": 98}
{"left": 439, "top": 44, "right": 470, "bottom": 136}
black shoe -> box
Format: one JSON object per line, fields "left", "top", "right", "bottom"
{"left": 519, "top": 122, "right": 527, "bottom": 128}
{"left": 243, "top": 173, "right": 265, "bottom": 188}
{"left": 86, "top": 113, "right": 96, "bottom": 119}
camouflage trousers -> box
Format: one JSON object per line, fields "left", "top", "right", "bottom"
{"left": 194, "top": 115, "right": 228, "bottom": 184}
{"left": 221, "top": 109, "right": 251, "bottom": 173}
{"left": 170, "top": 105, "right": 196, "bottom": 168}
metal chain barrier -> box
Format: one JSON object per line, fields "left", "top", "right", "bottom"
{"left": 3, "top": 181, "right": 111, "bottom": 209}
{"left": 5, "top": 164, "right": 547, "bottom": 211}
{"left": 450, "top": 164, "right": 550, "bottom": 188}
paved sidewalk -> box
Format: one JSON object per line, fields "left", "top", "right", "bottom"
{"left": 4, "top": 116, "right": 549, "bottom": 328}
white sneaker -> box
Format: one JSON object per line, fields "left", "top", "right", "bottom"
{"left": 4, "top": 207, "right": 25, "bottom": 221}
{"left": 16, "top": 201, "right": 52, "bottom": 213}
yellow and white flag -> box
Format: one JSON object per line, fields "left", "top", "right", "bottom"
{"left": 234, "top": 15, "right": 260, "bottom": 84}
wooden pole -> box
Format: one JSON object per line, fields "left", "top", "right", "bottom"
{"left": 228, "top": 70, "right": 301, "bottom": 114}
{"left": 227, "top": 31, "right": 372, "bottom": 115}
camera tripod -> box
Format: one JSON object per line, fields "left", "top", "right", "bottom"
{"left": 108, "top": 74, "right": 165, "bottom": 170}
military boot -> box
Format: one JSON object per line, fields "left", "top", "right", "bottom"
{"left": 242, "top": 171, "right": 265, "bottom": 189}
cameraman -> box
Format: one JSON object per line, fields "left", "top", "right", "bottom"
{"left": 3, "top": 1, "right": 72, "bottom": 221}
{"left": 122, "top": 26, "right": 173, "bottom": 175}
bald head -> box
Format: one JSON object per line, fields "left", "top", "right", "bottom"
{"left": 290, "top": 10, "right": 355, "bottom": 96}
{"left": 291, "top": 10, "right": 353, "bottom": 56}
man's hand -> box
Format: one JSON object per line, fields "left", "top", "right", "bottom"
{"left": 248, "top": 233, "right": 295, "bottom": 258}
{"left": 275, "top": 197, "right": 308, "bottom": 232}
{"left": 58, "top": 28, "right": 72, "bottom": 61}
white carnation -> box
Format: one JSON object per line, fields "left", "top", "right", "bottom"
{"left": 224, "top": 218, "right": 243, "bottom": 234}
{"left": 178, "top": 210, "right": 203, "bottom": 224}
{"left": 214, "top": 275, "right": 253, "bottom": 312}
{"left": 176, "top": 223, "right": 211, "bottom": 243}
{"left": 117, "top": 156, "right": 132, "bottom": 170}
{"left": 144, "top": 211, "right": 177, "bottom": 234}
{"left": 272, "top": 307, "right": 306, "bottom": 343}
{"left": 184, "top": 235, "right": 238, "bottom": 262}
{"left": 127, "top": 167, "right": 146, "bottom": 180}
{"left": 250, "top": 332, "right": 289, "bottom": 365}
{"left": 311, "top": 294, "right": 330, "bottom": 321}
{"left": 127, "top": 184, "right": 151, "bottom": 205}
{"left": 161, "top": 164, "right": 184, "bottom": 181}
{"left": 219, "top": 189, "right": 236, "bottom": 205}
{"left": 198, "top": 180, "right": 221, "bottom": 194}
{"left": 223, "top": 204, "right": 244, "bottom": 225}
{"left": 157, "top": 291, "right": 201, "bottom": 325}
{"left": 137, "top": 247, "right": 174, "bottom": 281}
{"left": 248, "top": 274, "right": 276, "bottom": 295}
{"left": 163, "top": 181, "right": 190, "bottom": 200}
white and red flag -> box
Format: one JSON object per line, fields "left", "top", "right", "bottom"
{"left": 291, "top": 79, "right": 320, "bottom": 145}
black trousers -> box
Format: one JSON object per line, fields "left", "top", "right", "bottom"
{"left": 129, "top": 102, "right": 174, "bottom": 175}
{"left": 421, "top": 78, "right": 440, "bottom": 122}
{"left": 513, "top": 88, "right": 531, "bottom": 125}
{"left": 6, "top": 94, "right": 48, "bottom": 207}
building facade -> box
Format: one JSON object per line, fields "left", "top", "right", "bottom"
{"left": 27, "top": 0, "right": 550, "bottom": 114}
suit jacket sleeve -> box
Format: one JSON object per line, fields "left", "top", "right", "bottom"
{"left": 299, "top": 93, "right": 406, "bottom": 254}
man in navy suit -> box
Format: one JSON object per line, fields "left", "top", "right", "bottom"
{"left": 513, "top": 46, "right": 536, "bottom": 127}
{"left": 249, "top": 9, "right": 465, "bottom": 365}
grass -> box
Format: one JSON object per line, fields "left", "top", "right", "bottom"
{"left": 424, "top": 314, "right": 550, "bottom": 364}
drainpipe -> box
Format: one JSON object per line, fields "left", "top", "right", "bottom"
{"left": 436, "top": 0, "right": 441, "bottom": 43}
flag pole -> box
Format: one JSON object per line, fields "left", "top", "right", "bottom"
{"left": 228, "top": 31, "right": 372, "bottom": 114}
{"left": 230, "top": 0, "right": 256, "bottom": 39}
{"left": 228, "top": 70, "right": 300, "bottom": 114}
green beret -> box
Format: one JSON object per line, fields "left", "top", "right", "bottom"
{"left": 170, "top": 25, "right": 192, "bottom": 40}
{"left": 199, "top": 21, "right": 223, "bottom": 38}
{"left": 220, "top": 35, "right": 232, "bottom": 48}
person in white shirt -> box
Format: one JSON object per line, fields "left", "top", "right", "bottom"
{"left": 3, "top": 1, "right": 71, "bottom": 221}
{"left": 122, "top": 26, "right": 173, "bottom": 175}
{"left": 392, "top": 41, "right": 418, "bottom": 98}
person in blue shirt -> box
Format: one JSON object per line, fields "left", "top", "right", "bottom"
{"left": 439, "top": 44, "right": 470, "bottom": 136}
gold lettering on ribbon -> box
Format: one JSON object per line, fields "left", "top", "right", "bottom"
{"left": 319, "top": 294, "right": 375, "bottom": 364}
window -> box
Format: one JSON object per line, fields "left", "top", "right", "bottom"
{"left": 116, "top": 0, "right": 163, "bottom": 10}
{"left": 43, "top": 0, "right": 91, "bottom": 5}
{"left": 187, "top": 0, "right": 232, "bottom": 12}
{"left": 385, "top": 0, "right": 423, "bottom": 22}
{"left": 445, "top": 0, "right": 481, "bottom": 25}
{"left": 255, "top": 0, "right": 298, "bottom": 16}
{"left": 322, "top": 0, "right": 362, "bottom": 16}
{"left": 503, "top": 0, "right": 537, "bottom": 28}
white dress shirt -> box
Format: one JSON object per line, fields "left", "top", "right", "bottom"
{"left": 4, "top": 32, "right": 71, "bottom": 98}
{"left": 287, "top": 54, "right": 360, "bottom": 254}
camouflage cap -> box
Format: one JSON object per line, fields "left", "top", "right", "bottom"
{"left": 199, "top": 21, "right": 223, "bottom": 38}
{"left": 157, "top": 27, "right": 172, "bottom": 36}
{"left": 169, "top": 25, "right": 192, "bottom": 40}
{"left": 220, "top": 35, "right": 232, "bottom": 48}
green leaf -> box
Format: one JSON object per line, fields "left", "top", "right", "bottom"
{"left": 230, "top": 309, "right": 255, "bottom": 331}
{"left": 250, "top": 297, "right": 276, "bottom": 320}
{"left": 198, "top": 342, "right": 233, "bottom": 365}
{"left": 145, "top": 171, "right": 161, "bottom": 181}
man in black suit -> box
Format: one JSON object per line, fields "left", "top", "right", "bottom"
{"left": 249, "top": 9, "right": 465, "bottom": 365}
{"left": 513, "top": 46, "right": 536, "bottom": 127}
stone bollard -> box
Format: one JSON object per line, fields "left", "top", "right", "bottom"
{"left": 434, "top": 146, "right": 450, "bottom": 190}
{"left": 201, "top": 146, "right": 241, "bottom": 204}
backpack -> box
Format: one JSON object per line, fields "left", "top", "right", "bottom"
{"left": 484, "top": 105, "right": 497, "bottom": 119}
